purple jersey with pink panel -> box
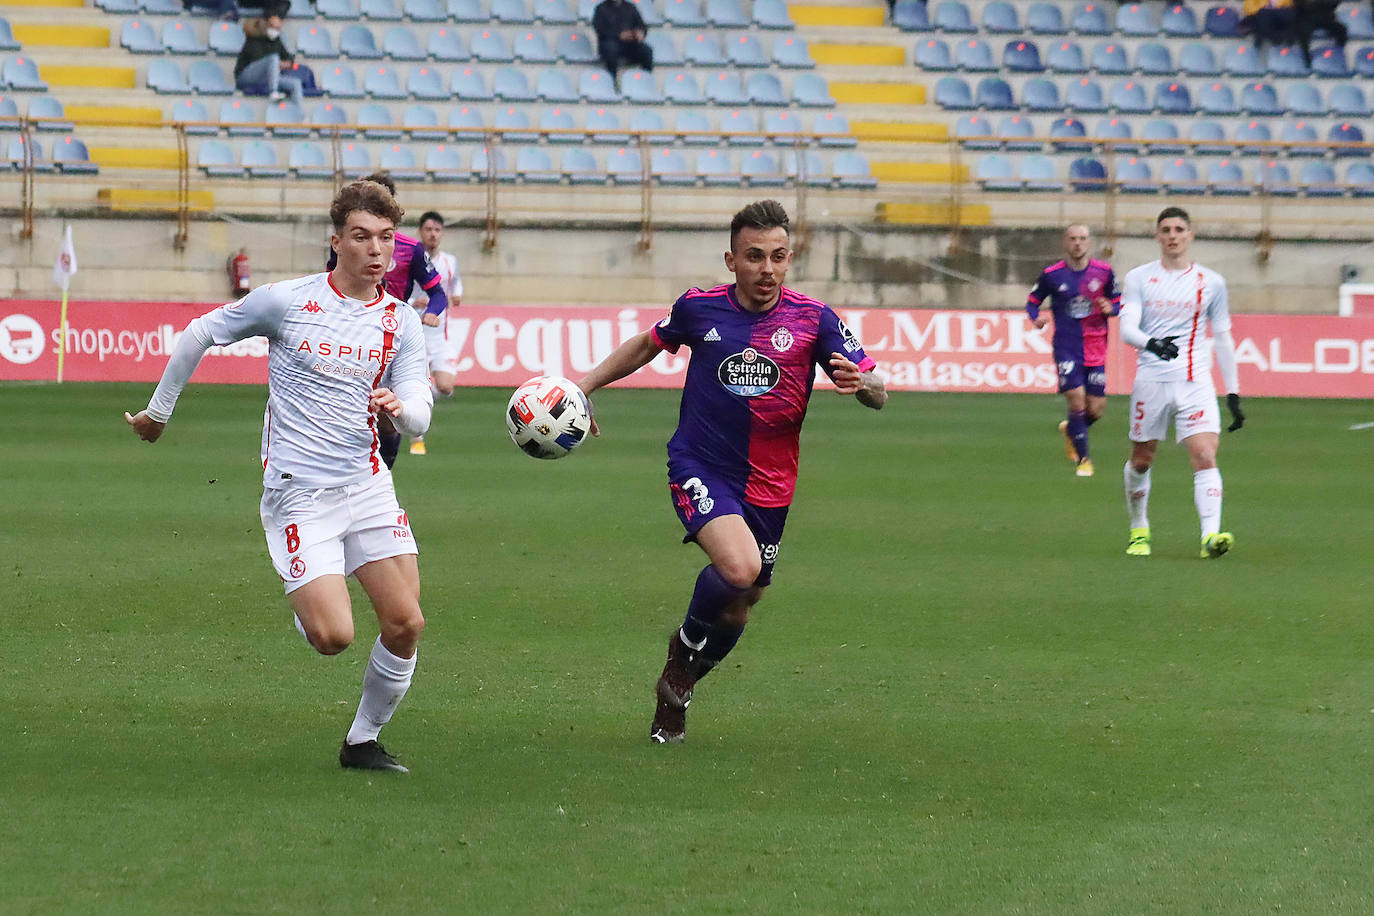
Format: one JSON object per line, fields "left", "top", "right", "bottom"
{"left": 1025, "top": 258, "right": 1120, "bottom": 365}
{"left": 650, "top": 284, "right": 876, "bottom": 508}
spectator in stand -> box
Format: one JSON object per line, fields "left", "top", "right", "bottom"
{"left": 592, "top": 0, "right": 653, "bottom": 91}
{"left": 1241, "top": 0, "right": 1299, "bottom": 51}
{"left": 234, "top": 6, "right": 303, "bottom": 105}
{"left": 1294, "top": 0, "right": 1347, "bottom": 67}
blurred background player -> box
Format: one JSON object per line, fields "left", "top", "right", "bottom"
{"left": 125, "top": 180, "right": 433, "bottom": 772}
{"left": 1118, "top": 207, "right": 1245, "bottom": 559}
{"left": 575, "top": 200, "right": 888, "bottom": 744}
{"left": 406, "top": 210, "right": 464, "bottom": 456}
{"left": 325, "top": 173, "right": 447, "bottom": 467}
{"left": 1025, "top": 224, "right": 1121, "bottom": 478}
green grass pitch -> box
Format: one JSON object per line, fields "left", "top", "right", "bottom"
{"left": 3, "top": 382, "right": 1371, "bottom": 914}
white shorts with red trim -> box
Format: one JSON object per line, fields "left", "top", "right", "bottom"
{"left": 1128, "top": 378, "right": 1221, "bottom": 444}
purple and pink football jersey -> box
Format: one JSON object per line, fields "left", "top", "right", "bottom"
{"left": 1025, "top": 258, "right": 1121, "bottom": 366}
{"left": 650, "top": 284, "right": 876, "bottom": 508}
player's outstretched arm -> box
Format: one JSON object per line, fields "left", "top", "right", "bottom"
{"left": 576, "top": 330, "right": 663, "bottom": 437}
{"left": 829, "top": 353, "right": 887, "bottom": 410}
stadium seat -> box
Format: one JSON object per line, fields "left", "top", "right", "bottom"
{"left": 365, "top": 0, "right": 404, "bottom": 18}
{"left": 1268, "top": 45, "right": 1308, "bottom": 77}
{"left": 358, "top": 102, "right": 401, "bottom": 138}
{"left": 588, "top": 106, "right": 629, "bottom": 143}
{"left": 998, "top": 113, "right": 1039, "bottom": 150}
{"left": 95, "top": 0, "right": 138, "bottom": 10}
{"left": 1022, "top": 77, "right": 1060, "bottom": 111}
{"left": 664, "top": 0, "right": 707, "bottom": 27}
{"left": 406, "top": 66, "right": 448, "bottom": 100}
{"left": 606, "top": 146, "right": 643, "bottom": 183}
{"left": 644, "top": 31, "right": 684, "bottom": 67}
{"left": 1020, "top": 154, "right": 1062, "bottom": 191}
{"left": 1329, "top": 83, "right": 1370, "bottom": 117}
{"left": 339, "top": 25, "right": 382, "bottom": 60}
{"left": 1157, "top": 4, "right": 1198, "bottom": 37}
{"left": 674, "top": 108, "right": 714, "bottom": 144}
{"left": 782, "top": 148, "right": 831, "bottom": 187}
{"left": 892, "top": 0, "right": 930, "bottom": 30}
{"left": 318, "top": 0, "right": 359, "bottom": 18}
{"left": 170, "top": 97, "right": 214, "bottom": 134}
{"left": 789, "top": 73, "right": 832, "bottom": 107}
{"left": 535, "top": 67, "right": 578, "bottom": 102}
{"left": 286, "top": 0, "right": 315, "bottom": 17}
{"left": 1136, "top": 42, "right": 1173, "bottom": 75}
{"left": 555, "top": 30, "right": 596, "bottom": 64}
{"left": 955, "top": 38, "right": 995, "bottom": 72}
{"left": 705, "top": 71, "right": 747, "bottom": 106}
{"left": 28, "top": 96, "right": 71, "bottom": 131}
{"left": 1155, "top": 81, "right": 1193, "bottom": 113}
{"left": 741, "top": 149, "right": 786, "bottom": 187}
{"left": 721, "top": 108, "right": 761, "bottom": 146}
{"left": 631, "top": 0, "right": 665, "bottom": 26}
{"left": 189, "top": 61, "right": 232, "bottom": 95}
{"left": 581, "top": 68, "right": 621, "bottom": 103}
{"left": 1047, "top": 40, "right": 1087, "bottom": 74}
{"left": 493, "top": 66, "right": 536, "bottom": 102}
{"left": 384, "top": 26, "right": 425, "bottom": 60}
{"left": 1066, "top": 77, "right": 1105, "bottom": 112}
{"left": 1116, "top": 3, "right": 1156, "bottom": 36}
{"left": 1285, "top": 81, "right": 1326, "bottom": 116}
{"left": 977, "top": 76, "right": 1016, "bottom": 109}
{"left": 1234, "top": 119, "right": 1272, "bottom": 155}
{"left": 425, "top": 144, "right": 467, "bottom": 181}
{"left": 1198, "top": 82, "right": 1239, "bottom": 116}
{"left": 148, "top": 60, "right": 189, "bottom": 94}
{"left": 685, "top": 31, "right": 727, "bottom": 66}
{"left": 1204, "top": 5, "right": 1241, "bottom": 37}
{"left": 773, "top": 35, "right": 815, "bottom": 69}
{"left": 1142, "top": 118, "right": 1185, "bottom": 154}
{"left": 534, "top": 0, "right": 577, "bottom": 23}
{"left": 761, "top": 109, "right": 802, "bottom": 144}
{"left": 0, "top": 95, "right": 18, "bottom": 129}
{"left": 120, "top": 19, "right": 162, "bottom": 54}
{"left": 728, "top": 34, "right": 767, "bottom": 68}
{"left": 422, "top": 28, "right": 467, "bottom": 61}
{"left": 975, "top": 152, "right": 1018, "bottom": 190}
{"left": 1259, "top": 158, "right": 1298, "bottom": 195}
{"left": 492, "top": 0, "right": 534, "bottom": 22}
{"left": 621, "top": 69, "right": 663, "bottom": 104}
{"left": 1241, "top": 82, "right": 1280, "bottom": 115}
{"left": 954, "top": 113, "right": 997, "bottom": 149}
{"left": 753, "top": 0, "right": 793, "bottom": 28}
{"left": 1311, "top": 45, "right": 1351, "bottom": 77}
{"left": 287, "top": 140, "right": 332, "bottom": 178}
{"left": 197, "top": 139, "right": 239, "bottom": 177}
{"left": 448, "top": 0, "right": 488, "bottom": 22}
{"left": 515, "top": 146, "right": 560, "bottom": 183}
{"left": 0, "top": 19, "right": 17, "bottom": 53}
{"left": 494, "top": 106, "right": 537, "bottom": 142}
{"left": 1090, "top": 42, "right": 1129, "bottom": 75}
{"left": 1329, "top": 121, "right": 1366, "bottom": 156}
{"left": 833, "top": 150, "right": 878, "bottom": 188}
{"left": 696, "top": 148, "right": 738, "bottom": 186}
{"left": 363, "top": 65, "right": 406, "bottom": 99}
{"left": 1223, "top": 42, "right": 1264, "bottom": 77}
{"left": 1281, "top": 120, "right": 1324, "bottom": 156}
{"left": 162, "top": 20, "right": 206, "bottom": 54}
{"left": 1357, "top": 45, "right": 1374, "bottom": 77}
{"left": 707, "top": 0, "right": 749, "bottom": 27}
{"left": 1179, "top": 42, "right": 1220, "bottom": 75}
{"left": 310, "top": 100, "right": 352, "bottom": 135}
{"left": 1208, "top": 158, "right": 1248, "bottom": 195}
{"left": 242, "top": 140, "right": 287, "bottom": 178}
{"left": 508, "top": 30, "right": 554, "bottom": 64}
{"left": 471, "top": 30, "right": 514, "bottom": 62}
{"left": 1110, "top": 79, "right": 1150, "bottom": 113}
{"left": 1300, "top": 159, "right": 1342, "bottom": 196}
{"left": 933, "top": 0, "right": 976, "bottom": 33}
{"left": 663, "top": 70, "right": 703, "bottom": 104}
{"left": 452, "top": 67, "right": 494, "bottom": 100}
{"left": 1070, "top": 2, "right": 1111, "bottom": 34}
{"left": 402, "top": 103, "right": 445, "bottom": 139}
{"left": 982, "top": 1, "right": 1020, "bottom": 33}
{"left": 813, "top": 110, "right": 856, "bottom": 147}
{"left": 1190, "top": 119, "right": 1229, "bottom": 154}
{"left": 1068, "top": 156, "right": 1107, "bottom": 190}
{"left": 934, "top": 75, "right": 973, "bottom": 109}
{"left": 405, "top": 0, "right": 447, "bottom": 20}
{"left": 1342, "top": 3, "right": 1374, "bottom": 39}
{"left": 1027, "top": 2, "right": 1066, "bottom": 33}
{"left": 1116, "top": 156, "right": 1155, "bottom": 193}
{"left": 49, "top": 136, "right": 95, "bottom": 174}
{"left": 1095, "top": 116, "right": 1136, "bottom": 152}
{"left": 207, "top": 21, "right": 244, "bottom": 56}
{"left": 448, "top": 104, "right": 486, "bottom": 139}
{"left": 1050, "top": 116, "right": 1089, "bottom": 151}
{"left": 1003, "top": 40, "right": 1043, "bottom": 72}
{"left": 629, "top": 107, "right": 671, "bottom": 143}
{"left": 295, "top": 24, "right": 336, "bottom": 57}
{"left": 1346, "top": 160, "right": 1374, "bottom": 196}
{"left": 1161, "top": 157, "right": 1205, "bottom": 193}
{"left": 472, "top": 145, "right": 513, "bottom": 181}
{"left": 264, "top": 98, "right": 308, "bottom": 137}
{"left": 562, "top": 147, "right": 603, "bottom": 184}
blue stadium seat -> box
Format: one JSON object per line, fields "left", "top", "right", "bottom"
{"left": 696, "top": 148, "right": 738, "bottom": 186}
{"left": 1259, "top": 159, "right": 1298, "bottom": 195}
{"left": 1066, "top": 77, "right": 1105, "bottom": 111}
{"left": 1116, "top": 156, "right": 1155, "bottom": 193}
{"left": 892, "top": 0, "right": 930, "bottom": 30}
{"left": 493, "top": 66, "right": 536, "bottom": 101}
{"left": 1285, "top": 81, "right": 1326, "bottom": 116}
{"left": 954, "top": 113, "right": 997, "bottom": 149}
{"left": 425, "top": 144, "right": 466, "bottom": 181}
{"left": 1047, "top": 40, "right": 1087, "bottom": 73}
{"left": 309, "top": 100, "right": 351, "bottom": 134}
{"left": 384, "top": 26, "right": 425, "bottom": 60}
{"left": 1358, "top": 45, "right": 1374, "bottom": 77}
{"left": 1234, "top": 119, "right": 1272, "bottom": 155}
{"left": 1268, "top": 45, "right": 1307, "bottom": 77}
{"left": 448, "top": 0, "right": 487, "bottom": 21}
{"left": 1204, "top": 5, "right": 1241, "bottom": 37}
{"left": 197, "top": 139, "right": 239, "bottom": 177}
{"left": 1109, "top": 79, "right": 1150, "bottom": 113}
{"left": 955, "top": 38, "right": 996, "bottom": 72}
{"left": 1198, "top": 81, "right": 1238, "bottom": 115}
{"left": 1068, "top": 156, "right": 1107, "bottom": 190}
{"left": 1136, "top": 42, "right": 1173, "bottom": 75}
{"left": 762, "top": 109, "right": 801, "bottom": 143}
{"left": 402, "top": 103, "right": 445, "bottom": 139}
{"left": 148, "top": 59, "right": 188, "bottom": 94}
{"left": 494, "top": 105, "right": 537, "bottom": 142}
{"left": 663, "top": 0, "right": 707, "bottom": 27}
{"left": 833, "top": 150, "right": 878, "bottom": 188}
{"left": 142, "top": 0, "right": 182, "bottom": 15}
{"left": 452, "top": 67, "right": 494, "bottom": 100}
{"left": 728, "top": 34, "right": 767, "bottom": 68}
{"left": 645, "top": 31, "right": 683, "bottom": 66}
{"left": 982, "top": 1, "right": 1020, "bottom": 33}
{"left": 1208, "top": 159, "right": 1248, "bottom": 195}
{"left": 0, "top": 18, "right": 17, "bottom": 53}
{"left": 162, "top": 20, "right": 206, "bottom": 54}
{"left": 933, "top": 0, "right": 976, "bottom": 33}
{"left": 358, "top": 102, "right": 401, "bottom": 138}
{"left": 1028, "top": 2, "right": 1066, "bottom": 34}
{"left": 977, "top": 76, "right": 1017, "bottom": 110}
{"left": 1142, "top": 117, "right": 1185, "bottom": 154}
{"left": 492, "top": 0, "right": 534, "bottom": 22}
{"left": 1090, "top": 42, "right": 1128, "bottom": 74}
{"left": 1179, "top": 41, "right": 1220, "bottom": 75}
{"left": 705, "top": 70, "right": 747, "bottom": 106}
{"left": 51, "top": 136, "right": 95, "bottom": 173}
{"left": 630, "top": 107, "right": 671, "bottom": 142}
{"left": 295, "top": 24, "right": 336, "bottom": 57}
{"left": 1329, "top": 83, "right": 1370, "bottom": 117}
{"left": 1003, "top": 40, "right": 1043, "bottom": 72}
{"left": 1116, "top": 3, "right": 1156, "bottom": 36}
{"left": 1342, "top": 3, "right": 1374, "bottom": 39}
{"left": 1190, "top": 119, "right": 1229, "bottom": 154}
{"left": 588, "top": 106, "right": 629, "bottom": 143}
{"left": 363, "top": 65, "right": 406, "bottom": 99}
{"left": 427, "top": 27, "right": 468, "bottom": 61}
{"left": 533, "top": 0, "right": 577, "bottom": 23}
{"left": 318, "top": 0, "right": 359, "bottom": 18}
{"left": 561, "top": 147, "right": 602, "bottom": 184}
{"left": 243, "top": 140, "right": 287, "bottom": 178}
{"left": 790, "top": 72, "right": 832, "bottom": 106}
{"left": 339, "top": 24, "right": 382, "bottom": 59}
{"left": 684, "top": 31, "right": 726, "bottom": 66}
{"left": 784, "top": 149, "right": 829, "bottom": 187}
{"left": 120, "top": 19, "right": 161, "bottom": 54}
{"left": 512, "top": 146, "right": 559, "bottom": 183}
{"left": 606, "top": 146, "right": 643, "bottom": 183}
{"left": 813, "top": 110, "right": 856, "bottom": 147}
{"left": 935, "top": 75, "right": 973, "bottom": 108}
{"left": 674, "top": 108, "right": 714, "bottom": 144}
{"left": 741, "top": 149, "right": 786, "bottom": 187}
{"left": 1154, "top": 81, "right": 1193, "bottom": 113}
{"left": 1070, "top": 2, "right": 1111, "bottom": 34}
{"left": 1329, "top": 121, "right": 1366, "bottom": 156}
{"left": 1050, "top": 116, "right": 1089, "bottom": 151}
{"left": 264, "top": 98, "right": 308, "bottom": 137}
{"left": 0, "top": 96, "right": 18, "bottom": 129}
{"left": 1020, "top": 154, "right": 1062, "bottom": 190}
{"left": 631, "top": 0, "right": 665, "bottom": 27}
{"left": 407, "top": 66, "right": 448, "bottom": 99}
{"left": 975, "top": 153, "right": 1018, "bottom": 190}
{"left": 189, "top": 60, "right": 232, "bottom": 94}
{"left": 707, "top": 0, "right": 749, "bottom": 27}
{"left": 1300, "top": 159, "right": 1342, "bottom": 196}
{"left": 1346, "top": 160, "right": 1374, "bottom": 196}
{"left": 549, "top": 31, "right": 594, "bottom": 65}
{"left": 535, "top": 67, "right": 578, "bottom": 102}
{"left": 580, "top": 68, "right": 621, "bottom": 103}
{"left": 721, "top": 108, "right": 761, "bottom": 146}
{"left": 472, "top": 146, "right": 515, "bottom": 182}
{"left": 288, "top": 140, "right": 332, "bottom": 178}
{"left": 208, "top": 21, "right": 244, "bottom": 56}
{"left": 1163, "top": 3, "right": 1201, "bottom": 36}
{"left": 286, "top": 0, "right": 316, "bottom": 17}
{"left": 1280, "top": 120, "right": 1324, "bottom": 156}
{"left": 95, "top": 0, "right": 138, "bottom": 10}
{"left": 1241, "top": 81, "right": 1280, "bottom": 115}
{"left": 448, "top": 104, "right": 486, "bottom": 139}
{"left": 1161, "top": 157, "right": 1205, "bottom": 193}
{"left": 1312, "top": 45, "right": 1351, "bottom": 77}
{"left": 773, "top": 35, "right": 815, "bottom": 69}
{"left": 405, "top": 0, "right": 447, "bottom": 20}
{"left": 1223, "top": 42, "right": 1264, "bottom": 77}
{"left": 912, "top": 38, "right": 956, "bottom": 71}
{"left": 663, "top": 70, "right": 703, "bottom": 104}
{"left": 471, "top": 29, "right": 514, "bottom": 62}
{"left": 28, "top": 95, "right": 71, "bottom": 131}
{"left": 622, "top": 69, "right": 663, "bottom": 104}
{"left": 368, "top": 0, "right": 405, "bottom": 17}
{"left": 753, "top": 0, "right": 793, "bottom": 28}
{"left": 1022, "top": 77, "right": 1061, "bottom": 111}
{"left": 998, "top": 113, "right": 1039, "bottom": 150}
{"left": 540, "top": 104, "right": 579, "bottom": 142}
{"left": 1095, "top": 116, "right": 1135, "bottom": 152}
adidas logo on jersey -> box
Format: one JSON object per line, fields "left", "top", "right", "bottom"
{"left": 300, "top": 300, "right": 325, "bottom": 313}
{"left": 704, "top": 327, "right": 721, "bottom": 341}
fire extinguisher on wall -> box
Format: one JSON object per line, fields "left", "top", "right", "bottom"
{"left": 228, "top": 248, "right": 251, "bottom": 296}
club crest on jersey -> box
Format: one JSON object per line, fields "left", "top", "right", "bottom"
{"left": 381, "top": 314, "right": 399, "bottom": 333}
{"left": 770, "top": 326, "right": 794, "bottom": 352}
{"left": 718, "top": 347, "right": 780, "bottom": 397}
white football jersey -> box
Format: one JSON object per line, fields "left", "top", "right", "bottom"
{"left": 1120, "top": 260, "right": 1231, "bottom": 383}
{"left": 165, "top": 272, "right": 431, "bottom": 489}
{"left": 409, "top": 249, "right": 462, "bottom": 309}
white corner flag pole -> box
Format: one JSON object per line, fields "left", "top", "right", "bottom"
{"left": 52, "top": 225, "right": 77, "bottom": 383}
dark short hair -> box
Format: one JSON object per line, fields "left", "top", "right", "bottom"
{"left": 1156, "top": 206, "right": 1190, "bottom": 227}
{"left": 330, "top": 180, "right": 404, "bottom": 232}
{"left": 362, "top": 171, "right": 398, "bottom": 197}
{"left": 730, "top": 199, "right": 789, "bottom": 248}
{"left": 418, "top": 210, "right": 444, "bottom": 228}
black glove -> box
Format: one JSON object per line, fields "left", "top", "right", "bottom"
{"left": 1226, "top": 393, "right": 1245, "bottom": 432}
{"left": 1144, "top": 336, "right": 1180, "bottom": 360}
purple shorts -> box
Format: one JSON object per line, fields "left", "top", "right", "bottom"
{"left": 1057, "top": 360, "right": 1107, "bottom": 396}
{"left": 667, "top": 467, "right": 789, "bottom": 587}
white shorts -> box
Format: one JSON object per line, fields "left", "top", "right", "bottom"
{"left": 422, "top": 320, "right": 451, "bottom": 376}
{"left": 259, "top": 472, "right": 417, "bottom": 594}
{"left": 1128, "top": 378, "right": 1221, "bottom": 444}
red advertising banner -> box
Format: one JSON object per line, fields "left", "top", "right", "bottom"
{"left": 3, "top": 298, "right": 1374, "bottom": 398}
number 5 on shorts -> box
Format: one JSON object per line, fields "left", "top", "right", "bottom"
{"left": 285, "top": 523, "right": 300, "bottom": 553}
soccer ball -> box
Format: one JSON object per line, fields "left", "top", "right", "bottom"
{"left": 505, "top": 375, "right": 592, "bottom": 459}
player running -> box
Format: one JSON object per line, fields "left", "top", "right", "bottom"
{"left": 1025, "top": 224, "right": 1121, "bottom": 477}
{"left": 126, "top": 180, "right": 433, "bottom": 772}
{"left": 1118, "top": 206, "right": 1245, "bottom": 559}
{"left": 575, "top": 200, "right": 888, "bottom": 744}
{"left": 406, "top": 210, "right": 464, "bottom": 456}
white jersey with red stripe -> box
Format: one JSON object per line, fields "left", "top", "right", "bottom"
{"left": 150, "top": 271, "right": 431, "bottom": 489}
{"left": 1119, "top": 260, "right": 1231, "bottom": 384}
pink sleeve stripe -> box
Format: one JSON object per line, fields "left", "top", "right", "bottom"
{"left": 780, "top": 287, "right": 825, "bottom": 308}
{"left": 649, "top": 325, "right": 678, "bottom": 353}
{"left": 682, "top": 284, "right": 727, "bottom": 300}
{"left": 856, "top": 355, "right": 877, "bottom": 373}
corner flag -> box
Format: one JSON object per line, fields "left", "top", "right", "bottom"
{"left": 52, "top": 225, "right": 77, "bottom": 382}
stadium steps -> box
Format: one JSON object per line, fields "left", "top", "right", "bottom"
{"left": 875, "top": 201, "right": 992, "bottom": 225}
{"left": 788, "top": 3, "right": 886, "bottom": 26}
{"left": 40, "top": 63, "right": 137, "bottom": 89}
{"left": 808, "top": 42, "right": 905, "bottom": 66}
{"left": 88, "top": 145, "right": 184, "bottom": 169}
{"left": 98, "top": 187, "right": 215, "bottom": 211}
{"left": 66, "top": 104, "right": 163, "bottom": 127}
{"left": 11, "top": 23, "right": 109, "bottom": 47}
{"left": 870, "top": 161, "right": 965, "bottom": 183}
{"left": 830, "top": 81, "right": 925, "bottom": 105}
{"left": 850, "top": 120, "right": 947, "bottom": 142}
{"left": 0, "top": 0, "right": 84, "bottom": 7}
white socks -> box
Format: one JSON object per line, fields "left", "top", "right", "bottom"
{"left": 1193, "top": 467, "right": 1223, "bottom": 538}
{"left": 1124, "top": 462, "right": 1152, "bottom": 529}
{"left": 346, "top": 637, "right": 417, "bottom": 746}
